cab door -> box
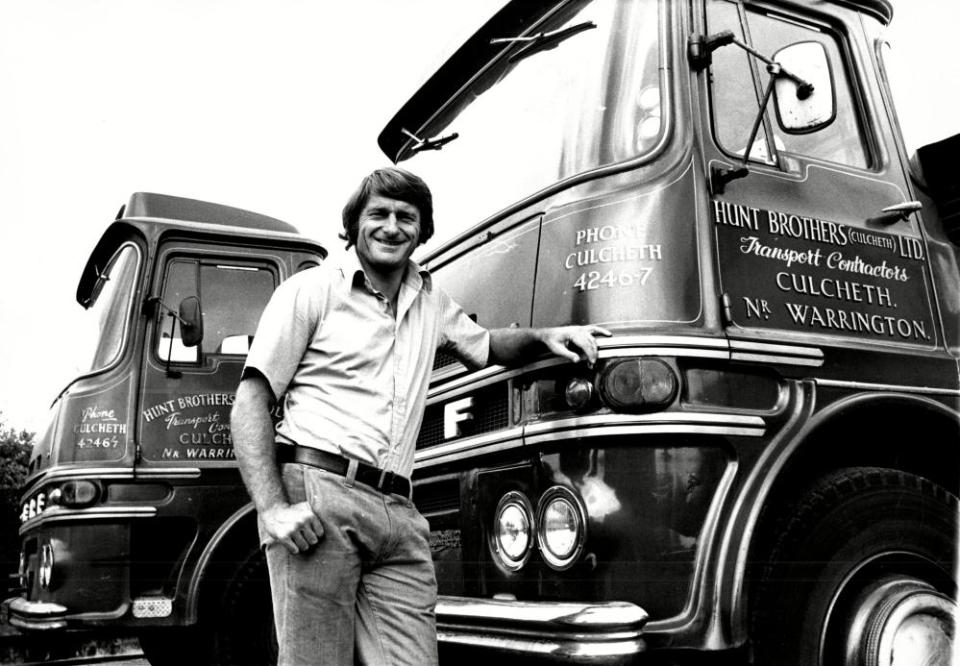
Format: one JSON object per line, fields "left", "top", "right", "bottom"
{"left": 696, "top": 0, "right": 942, "bottom": 380}
{"left": 137, "top": 245, "right": 278, "bottom": 465}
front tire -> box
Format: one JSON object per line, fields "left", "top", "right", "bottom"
{"left": 141, "top": 546, "right": 277, "bottom": 666}
{"left": 210, "top": 546, "right": 278, "bottom": 666}
{"left": 753, "top": 467, "right": 956, "bottom": 665}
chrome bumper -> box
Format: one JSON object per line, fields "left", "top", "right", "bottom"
{"left": 436, "top": 596, "right": 648, "bottom": 663}
{"left": 3, "top": 597, "right": 68, "bottom": 631}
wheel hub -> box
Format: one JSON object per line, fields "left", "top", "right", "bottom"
{"left": 845, "top": 578, "right": 955, "bottom": 666}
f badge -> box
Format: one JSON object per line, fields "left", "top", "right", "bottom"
{"left": 444, "top": 397, "right": 475, "bottom": 439}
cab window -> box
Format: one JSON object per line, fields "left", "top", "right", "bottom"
{"left": 402, "top": 0, "right": 662, "bottom": 248}
{"left": 156, "top": 259, "right": 275, "bottom": 362}
{"left": 82, "top": 243, "right": 140, "bottom": 372}
{"left": 707, "top": 0, "right": 869, "bottom": 168}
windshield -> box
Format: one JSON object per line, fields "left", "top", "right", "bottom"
{"left": 75, "top": 243, "right": 140, "bottom": 374}
{"left": 401, "top": 0, "right": 662, "bottom": 249}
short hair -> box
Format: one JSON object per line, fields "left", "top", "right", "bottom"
{"left": 340, "top": 167, "right": 434, "bottom": 249}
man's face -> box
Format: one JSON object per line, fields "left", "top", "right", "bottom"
{"left": 355, "top": 194, "right": 422, "bottom": 277}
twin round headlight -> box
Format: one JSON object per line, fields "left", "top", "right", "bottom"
{"left": 492, "top": 487, "right": 586, "bottom": 572}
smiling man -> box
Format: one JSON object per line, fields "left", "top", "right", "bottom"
{"left": 231, "top": 167, "right": 609, "bottom": 666}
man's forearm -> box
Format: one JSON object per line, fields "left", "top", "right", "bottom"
{"left": 488, "top": 327, "right": 544, "bottom": 366}
{"left": 231, "top": 377, "right": 288, "bottom": 514}
{"left": 488, "top": 325, "right": 611, "bottom": 367}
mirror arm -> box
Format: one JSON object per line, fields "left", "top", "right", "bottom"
{"left": 146, "top": 296, "right": 189, "bottom": 326}
{"left": 688, "top": 30, "right": 735, "bottom": 70}
{"left": 695, "top": 32, "right": 818, "bottom": 194}
{"left": 145, "top": 297, "right": 185, "bottom": 378}
{"left": 711, "top": 70, "right": 777, "bottom": 195}
{"left": 743, "top": 74, "right": 778, "bottom": 166}
{"left": 164, "top": 312, "right": 182, "bottom": 379}
{"left": 690, "top": 32, "right": 815, "bottom": 98}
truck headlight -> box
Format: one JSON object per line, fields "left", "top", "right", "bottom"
{"left": 564, "top": 377, "right": 596, "bottom": 411}
{"left": 599, "top": 358, "right": 677, "bottom": 412}
{"left": 17, "top": 550, "right": 28, "bottom": 590}
{"left": 39, "top": 543, "right": 54, "bottom": 590}
{"left": 50, "top": 480, "right": 100, "bottom": 507}
{"left": 492, "top": 492, "right": 534, "bottom": 571}
{"left": 537, "top": 487, "right": 586, "bottom": 570}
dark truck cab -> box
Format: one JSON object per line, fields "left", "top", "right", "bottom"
{"left": 6, "top": 193, "right": 325, "bottom": 663}
{"left": 375, "top": 0, "right": 959, "bottom": 663}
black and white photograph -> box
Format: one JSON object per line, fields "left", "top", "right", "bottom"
{"left": 0, "top": 1, "right": 957, "bottom": 664}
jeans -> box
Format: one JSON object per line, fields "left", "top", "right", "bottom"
{"left": 261, "top": 462, "right": 438, "bottom": 666}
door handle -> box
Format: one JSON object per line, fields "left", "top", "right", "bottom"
{"left": 870, "top": 201, "right": 922, "bottom": 224}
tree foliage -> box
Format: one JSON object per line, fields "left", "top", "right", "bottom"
{"left": 0, "top": 413, "right": 33, "bottom": 490}
{"left": 1, "top": 413, "right": 34, "bottom": 594}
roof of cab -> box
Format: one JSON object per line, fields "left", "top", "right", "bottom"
{"left": 121, "top": 192, "right": 298, "bottom": 233}
{"left": 378, "top": 0, "right": 893, "bottom": 162}
{"left": 77, "top": 192, "right": 326, "bottom": 306}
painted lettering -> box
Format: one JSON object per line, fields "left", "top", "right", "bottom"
{"left": 564, "top": 244, "right": 663, "bottom": 269}
{"left": 826, "top": 252, "right": 909, "bottom": 282}
{"left": 739, "top": 236, "right": 823, "bottom": 268}
{"left": 713, "top": 200, "right": 761, "bottom": 230}
{"left": 784, "top": 303, "right": 929, "bottom": 340}
{"left": 765, "top": 211, "right": 849, "bottom": 246}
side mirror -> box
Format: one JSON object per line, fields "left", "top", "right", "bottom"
{"left": 773, "top": 41, "right": 835, "bottom": 133}
{"left": 178, "top": 296, "right": 204, "bottom": 348}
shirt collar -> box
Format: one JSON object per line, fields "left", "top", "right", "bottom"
{"left": 337, "top": 251, "right": 432, "bottom": 294}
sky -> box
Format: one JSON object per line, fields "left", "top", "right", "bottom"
{"left": 0, "top": 0, "right": 957, "bottom": 434}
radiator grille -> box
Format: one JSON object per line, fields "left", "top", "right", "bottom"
{"left": 414, "top": 476, "right": 460, "bottom": 515}
{"left": 432, "top": 349, "right": 461, "bottom": 372}
{"left": 417, "top": 384, "right": 509, "bottom": 450}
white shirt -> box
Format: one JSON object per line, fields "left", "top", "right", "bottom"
{"left": 243, "top": 252, "right": 489, "bottom": 477}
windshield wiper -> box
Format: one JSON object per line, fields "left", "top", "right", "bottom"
{"left": 491, "top": 21, "right": 596, "bottom": 64}
{"left": 401, "top": 128, "right": 460, "bottom": 155}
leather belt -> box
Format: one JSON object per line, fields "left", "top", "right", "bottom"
{"left": 277, "top": 445, "right": 411, "bottom": 500}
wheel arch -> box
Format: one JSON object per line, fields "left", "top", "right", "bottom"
{"left": 723, "top": 389, "right": 959, "bottom": 643}
{"left": 184, "top": 501, "right": 259, "bottom": 624}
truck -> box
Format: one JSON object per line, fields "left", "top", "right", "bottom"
{"left": 6, "top": 0, "right": 959, "bottom": 664}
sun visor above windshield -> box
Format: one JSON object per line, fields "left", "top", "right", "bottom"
{"left": 377, "top": 0, "right": 560, "bottom": 162}
{"left": 76, "top": 221, "right": 144, "bottom": 308}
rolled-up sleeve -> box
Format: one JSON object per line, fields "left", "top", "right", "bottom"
{"left": 243, "top": 271, "right": 322, "bottom": 401}
{"left": 437, "top": 289, "right": 490, "bottom": 370}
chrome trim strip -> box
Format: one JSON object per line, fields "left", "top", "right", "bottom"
{"left": 728, "top": 340, "right": 824, "bottom": 358}
{"left": 133, "top": 467, "right": 203, "bottom": 478}
{"left": 437, "top": 631, "right": 644, "bottom": 661}
{"left": 525, "top": 424, "right": 765, "bottom": 445}
{"left": 599, "top": 347, "right": 729, "bottom": 360}
{"left": 730, "top": 352, "right": 824, "bottom": 367}
{"left": 24, "top": 466, "right": 201, "bottom": 490}
{"left": 25, "top": 467, "right": 135, "bottom": 487}
{"left": 600, "top": 335, "right": 729, "bottom": 350}
{"left": 415, "top": 414, "right": 765, "bottom": 469}
{"left": 6, "top": 598, "right": 68, "bottom": 631}
{"left": 7, "top": 598, "right": 67, "bottom": 616}
{"left": 524, "top": 412, "right": 766, "bottom": 436}
{"left": 437, "top": 595, "right": 647, "bottom": 627}
{"left": 417, "top": 439, "right": 520, "bottom": 469}
{"left": 431, "top": 363, "right": 468, "bottom": 384}
{"left": 428, "top": 364, "right": 518, "bottom": 401}
{"left": 416, "top": 428, "right": 523, "bottom": 467}
{"left": 815, "top": 378, "right": 960, "bottom": 396}
{"left": 728, "top": 340, "right": 825, "bottom": 367}
{"left": 428, "top": 339, "right": 734, "bottom": 403}
{"left": 435, "top": 596, "right": 647, "bottom": 661}
{"left": 19, "top": 506, "right": 157, "bottom": 534}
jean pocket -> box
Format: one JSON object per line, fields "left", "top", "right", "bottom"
{"left": 301, "top": 467, "right": 340, "bottom": 522}
{"left": 280, "top": 462, "right": 307, "bottom": 505}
